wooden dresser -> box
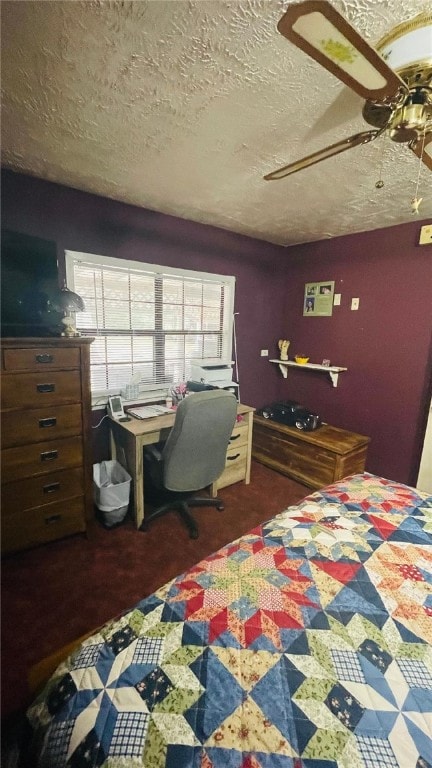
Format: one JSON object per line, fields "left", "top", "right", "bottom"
{"left": 252, "top": 415, "right": 370, "bottom": 489}
{"left": 1, "top": 337, "right": 94, "bottom": 555}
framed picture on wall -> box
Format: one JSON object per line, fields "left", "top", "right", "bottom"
{"left": 303, "top": 280, "right": 335, "bottom": 316}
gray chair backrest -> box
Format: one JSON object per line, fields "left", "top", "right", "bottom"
{"left": 162, "top": 390, "right": 238, "bottom": 492}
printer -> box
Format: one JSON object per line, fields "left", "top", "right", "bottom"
{"left": 189, "top": 358, "right": 238, "bottom": 396}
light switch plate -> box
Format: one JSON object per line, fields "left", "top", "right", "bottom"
{"left": 419, "top": 224, "right": 432, "bottom": 245}
{"left": 351, "top": 298, "right": 359, "bottom": 310}
{"left": 333, "top": 293, "right": 341, "bottom": 306}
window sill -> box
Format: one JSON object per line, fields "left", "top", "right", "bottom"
{"left": 92, "top": 390, "right": 168, "bottom": 410}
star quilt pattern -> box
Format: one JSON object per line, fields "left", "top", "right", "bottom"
{"left": 27, "top": 473, "right": 432, "bottom": 767}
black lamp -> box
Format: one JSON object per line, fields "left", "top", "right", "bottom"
{"left": 50, "top": 283, "right": 85, "bottom": 337}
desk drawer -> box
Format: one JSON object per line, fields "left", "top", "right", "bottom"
{"left": 1, "top": 435, "right": 83, "bottom": 482}
{"left": 2, "top": 346, "right": 80, "bottom": 372}
{"left": 1, "top": 467, "right": 84, "bottom": 512}
{"left": 228, "top": 421, "right": 248, "bottom": 448}
{"left": 1, "top": 404, "right": 82, "bottom": 448}
{"left": 1, "top": 371, "right": 82, "bottom": 410}
{"left": 1, "top": 496, "right": 86, "bottom": 555}
{"left": 216, "top": 443, "right": 248, "bottom": 490}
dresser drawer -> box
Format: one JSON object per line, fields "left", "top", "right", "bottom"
{"left": 1, "top": 496, "right": 86, "bottom": 555}
{"left": 1, "top": 370, "right": 82, "bottom": 410}
{"left": 2, "top": 346, "right": 80, "bottom": 372}
{"left": 1, "top": 435, "right": 83, "bottom": 482}
{"left": 1, "top": 467, "right": 84, "bottom": 512}
{"left": 1, "top": 404, "right": 82, "bottom": 448}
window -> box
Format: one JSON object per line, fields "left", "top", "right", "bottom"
{"left": 65, "top": 251, "right": 235, "bottom": 402}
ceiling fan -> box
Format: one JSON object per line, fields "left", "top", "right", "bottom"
{"left": 264, "top": 1, "right": 432, "bottom": 180}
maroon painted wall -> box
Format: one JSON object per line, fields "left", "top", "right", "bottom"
{"left": 1, "top": 169, "right": 289, "bottom": 457}
{"left": 273, "top": 225, "right": 432, "bottom": 485}
{"left": 2, "top": 169, "right": 431, "bottom": 485}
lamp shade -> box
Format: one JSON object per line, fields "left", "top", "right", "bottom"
{"left": 50, "top": 285, "right": 85, "bottom": 313}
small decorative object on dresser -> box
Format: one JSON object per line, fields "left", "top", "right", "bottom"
{"left": 1, "top": 337, "right": 94, "bottom": 555}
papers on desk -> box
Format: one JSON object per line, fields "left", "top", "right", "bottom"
{"left": 127, "top": 405, "right": 173, "bottom": 420}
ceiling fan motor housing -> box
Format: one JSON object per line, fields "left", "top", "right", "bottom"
{"left": 388, "top": 97, "right": 432, "bottom": 143}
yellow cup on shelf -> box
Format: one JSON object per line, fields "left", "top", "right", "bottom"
{"left": 294, "top": 356, "right": 309, "bottom": 365}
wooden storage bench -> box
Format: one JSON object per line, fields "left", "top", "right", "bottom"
{"left": 252, "top": 415, "right": 370, "bottom": 489}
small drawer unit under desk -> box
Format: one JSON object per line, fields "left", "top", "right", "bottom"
{"left": 212, "top": 410, "right": 254, "bottom": 493}
{"left": 1, "top": 337, "right": 93, "bottom": 555}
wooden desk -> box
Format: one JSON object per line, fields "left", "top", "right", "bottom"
{"left": 109, "top": 403, "right": 254, "bottom": 528}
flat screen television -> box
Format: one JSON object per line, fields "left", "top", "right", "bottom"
{"left": 1, "top": 229, "right": 64, "bottom": 337}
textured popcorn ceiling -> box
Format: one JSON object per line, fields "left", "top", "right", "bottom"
{"left": 1, "top": 0, "right": 431, "bottom": 246}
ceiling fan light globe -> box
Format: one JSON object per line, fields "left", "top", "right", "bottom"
{"left": 376, "top": 12, "right": 432, "bottom": 78}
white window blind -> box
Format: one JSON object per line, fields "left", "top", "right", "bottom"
{"left": 65, "top": 251, "right": 235, "bottom": 399}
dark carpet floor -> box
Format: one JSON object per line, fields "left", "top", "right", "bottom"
{"left": 1, "top": 461, "right": 309, "bottom": 721}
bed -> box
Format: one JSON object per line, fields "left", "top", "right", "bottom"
{"left": 27, "top": 473, "right": 432, "bottom": 767}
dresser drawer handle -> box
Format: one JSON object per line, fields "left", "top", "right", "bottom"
{"left": 39, "top": 417, "right": 57, "bottom": 428}
{"left": 40, "top": 449, "right": 58, "bottom": 462}
{"left": 45, "top": 514, "right": 61, "bottom": 525}
{"left": 43, "top": 482, "right": 60, "bottom": 494}
{"left": 229, "top": 433, "right": 241, "bottom": 442}
{"left": 37, "top": 383, "right": 55, "bottom": 393}
{"left": 227, "top": 453, "right": 240, "bottom": 461}
{"left": 36, "top": 354, "right": 54, "bottom": 364}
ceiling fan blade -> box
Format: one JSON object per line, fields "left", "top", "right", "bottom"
{"left": 304, "top": 86, "right": 363, "bottom": 143}
{"left": 264, "top": 129, "right": 380, "bottom": 180}
{"left": 410, "top": 132, "right": 432, "bottom": 172}
{"left": 277, "top": 0, "right": 407, "bottom": 102}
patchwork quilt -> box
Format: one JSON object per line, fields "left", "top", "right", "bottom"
{"left": 27, "top": 473, "right": 432, "bottom": 767}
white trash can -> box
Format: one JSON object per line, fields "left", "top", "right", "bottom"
{"left": 93, "top": 460, "right": 131, "bottom": 528}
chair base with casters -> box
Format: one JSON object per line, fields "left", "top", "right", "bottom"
{"left": 140, "top": 492, "right": 225, "bottom": 539}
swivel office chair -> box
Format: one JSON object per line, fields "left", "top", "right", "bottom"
{"left": 141, "top": 390, "right": 238, "bottom": 539}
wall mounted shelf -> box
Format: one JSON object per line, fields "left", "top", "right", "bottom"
{"left": 269, "top": 359, "right": 347, "bottom": 388}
